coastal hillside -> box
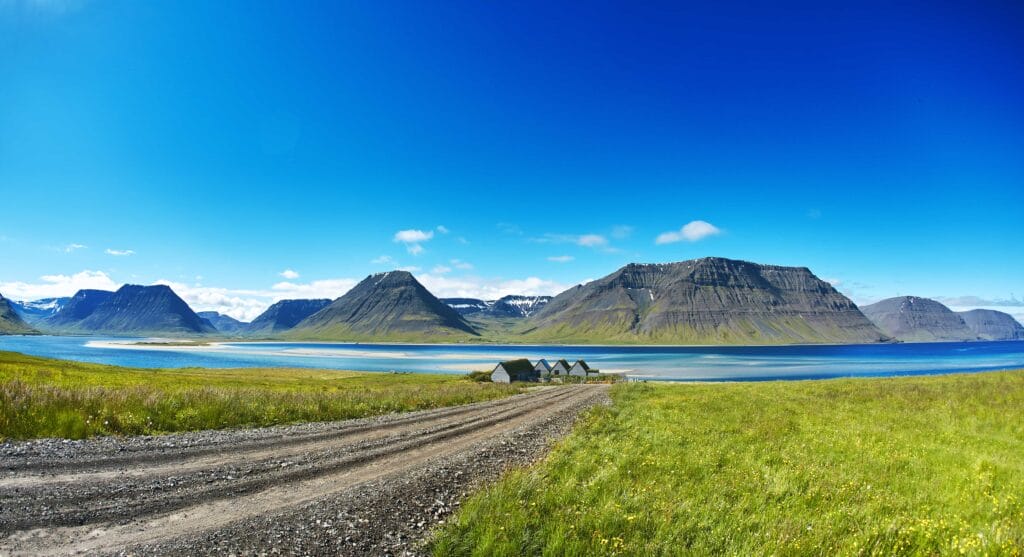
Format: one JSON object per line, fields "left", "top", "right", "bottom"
{"left": 43, "top": 289, "right": 114, "bottom": 330}
{"left": 286, "top": 271, "right": 478, "bottom": 341}
{"left": 522, "top": 257, "right": 886, "bottom": 344}
{"left": 197, "top": 311, "right": 247, "bottom": 334}
{"left": 245, "top": 299, "right": 331, "bottom": 335}
{"left": 0, "top": 293, "right": 36, "bottom": 335}
{"left": 46, "top": 285, "right": 215, "bottom": 335}
{"left": 861, "top": 296, "right": 975, "bottom": 342}
{"left": 958, "top": 309, "right": 1024, "bottom": 341}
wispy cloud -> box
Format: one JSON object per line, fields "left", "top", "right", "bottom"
{"left": 655, "top": 220, "right": 721, "bottom": 244}
{"left": 547, "top": 255, "right": 574, "bottom": 263}
{"left": 279, "top": 269, "right": 300, "bottom": 280}
{"left": 371, "top": 255, "right": 395, "bottom": 265}
{"left": 417, "top": 273, "right": 570, "bottom": 300}
{"left": 393, "top": 229, "right": 434, "bottom": 255}
{"left": 64, "top": 243, "right": 87, "bottom": 253}
{"left": 934, "top": 295, "right": 1024, "bottom": 308}
{"left": 534, "top": 233, "right": 611, "bottom": 250}
{"left": 450, "top": 259, "right": 473, "bottom": 270}
{"left": 270, "top": 278, "right": 357, "bottom": 302}
{"left": 0, "top": 270, "right": 119, "bottom": 300}
{"left": 432, "top": 265, "right": 452, "bottom": 274}
{"left": 436, "top": 225, "right": 449, "bottom": 234}
{"left": 105, "top": 248, "right": 135, "bottom": 256}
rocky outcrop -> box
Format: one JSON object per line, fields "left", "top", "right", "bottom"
{"left": 524, "top": 257, "right": 886, "bottom": 344}
{"left": 287, "top": 271, "right": 478, "bottom": 341}
{"left": 958, "top": 309, "right": 1024, "bottom": 341}
{"left": 860, "top": 296, "right": 975, "bottom": 342}
{"left": 245, "top": 299, "right": 331, "bottom": 335}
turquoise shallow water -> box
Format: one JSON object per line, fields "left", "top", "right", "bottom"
{"left": 2, "top": 335, "right": 1024, "bottom": 381}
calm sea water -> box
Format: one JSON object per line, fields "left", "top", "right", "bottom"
{"left": 2, "top": 335, "right": 1024, "bottom": 381}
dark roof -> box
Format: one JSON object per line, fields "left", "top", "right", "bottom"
{"left": 497, "top": 359, "right": 534, "bottom": 374}
{"left": 554, "top": 359, "right": 571, "bottom": 369}
{"left": 573, "top": 360, "right": 591, "bottom": 371}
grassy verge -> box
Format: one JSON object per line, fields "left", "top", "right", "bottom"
{"left": 0, "top": 351, "right": 525, "bottom": 441}
{"left": 433, "top": 371, "right": 1024, "bottom": 556}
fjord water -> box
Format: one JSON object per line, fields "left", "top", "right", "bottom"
{"left": 2, "top": 335, "right": 1024, "bottom": 381}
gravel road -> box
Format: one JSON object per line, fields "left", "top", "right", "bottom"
{"left": 0, "top": 384, "right": 609, "bottom": 556}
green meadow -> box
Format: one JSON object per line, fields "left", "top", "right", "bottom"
{"left": 433, "top": 371, "right": 1024, "bottom": 556}
{"left": 0, "top": 351, "right": 523, "bottom": 440}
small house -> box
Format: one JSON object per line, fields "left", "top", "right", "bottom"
{"left": 569, "top": 360, "right": 595, "bottom": 377}
{"left": 549, "top": 359, "right": 572, "bottom": 377}
{"left": 534, "top": 359, "right": 552, "bottom": 374}
{"left": 491, "top": 359, "right": 540, "bottom": 383}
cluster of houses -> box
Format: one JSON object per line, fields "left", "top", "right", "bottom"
{"left": 490, "top": 358, "right": 596, "bottom": 383}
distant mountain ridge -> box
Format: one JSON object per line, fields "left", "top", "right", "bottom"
{"left": 286, "top": 271, "right": 478, "bottom": 341}
{"left": 0, "top": 293, "right": 36, "bottom": 335}
{"left": 861, "top": 296, "right": 976, "bottom": 342}
{"left": 523, "top": 257, "right": 885, "bottom": 344}
{"left": 246, "top": 299, "right": 331, "bottom": 335}
{"left": 10, "top": 297, "right": 71, "bottom": 323}
{"left": 44, "top": 285, "right": 215, "bottom": 335}
{"left": 197, "top": 311, "right": 247, "bottom": 334}
{"left": 957, "top": 309, "right": 1024, "bottom": 341}
{"left": 442, "top": 295, "right": 552, "bottom": 318}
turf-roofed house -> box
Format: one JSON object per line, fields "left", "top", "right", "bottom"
{"left": 490, "top": 359, "right": 540, "bottom": 383}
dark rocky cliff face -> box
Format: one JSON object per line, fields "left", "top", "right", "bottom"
{"left": 0, "top": 293, "right": 36, "bottom": 334}
{"left": 958, "top": 309, "right": 1024, "bottom": 341}
{"left": 48, "top": 285, "right": 215, "bottom": 335}
{"left": 288, "top": 271, "right": 478, "bottom": 340}
{"left": 526, "top": 257, "right": 886, "bottom": 344}
{"left": 245, "top": 299, "right": 331, "bottom": 334}
{"left": 860, "top": 296, "right": 975, "bottom": 342}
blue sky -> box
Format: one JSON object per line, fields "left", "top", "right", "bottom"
{"left": 1, "top": 0, "right": 1022, "bottom": 321}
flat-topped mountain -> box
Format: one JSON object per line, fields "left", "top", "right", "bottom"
{"left": 246, "top": 299, "right": 332, "bottom": 335}
{"left": 10, "top": 297, "right": 71, "bottom": 323}
{"left": 0, "top": 293, "right": 36, "bottom": 334}
{"left": 47, "top": 285, "right": 215, "bottom": 335}
{"left": 197, "top": 311, "right": 248, "bottom": 334}
{"left": 958, "top": 309, "right": 1024, "bottom": 341}
{"left": 287, "top": 271, "right": 478, "bottom": 341}
{"left": 44, "top": 289, "right": 114, "bottom": 329}
{"left": 523, "top": 257, "right": 886, "bottom": 344}
{"left": 442, "top": 295, "right": 552, "bottom": 318}
{"left": 860, "top": 296, "right": 975, "bottom": 342}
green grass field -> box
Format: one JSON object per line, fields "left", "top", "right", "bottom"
{"left": 0, "top": 351, "right": 524, "bottom": 441}
{"left": 433, "top": 371, "right": 1024, "bottom": 556}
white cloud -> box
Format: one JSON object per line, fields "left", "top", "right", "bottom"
{"left": 398, "top": 266, "right": 421, "bottom": 273}
{"left": 436, "top": 225, "right": 449, "bottom": 234}
{"left": 64, "top": 243, "right": 87, "bottom": 253}
{"left": 0, "top": 270, "right": 120, "bottom": 300}
{"left": 371, "top": 255, "right": 395, "bottom": 265}
{"left": 271, "top": 278, "right": 357, "bottom": 302}
{"left": 547, "top": 255, "right": 574, "bottom": 263}
{"left": 656, "top": 220, "right": 721, "bottom": 244}
{"left": 450, "top": 259, "right": 474, "bottom": 270}
{"left": 155, "top": 280, "right": 273, "bottom": 322}
{"left": 105, "top": 248, "right": 135, "bottom": 256}
{"left": 416, "top": 273, "right": 570, "bottom": 300}
{"left": 279, "top": 269, "right": 300, "bottom": 280}
{"left": 824, "top": 278, "right": 842, "bottom": 286}
{"left": 577, "top": 234, "right": 607, "bottom": 247}
{"left": 432, "top": 265, "right": 452, "bottom": 274}
{"left": 394, "top": 229, "right": 434, "bottom": 255}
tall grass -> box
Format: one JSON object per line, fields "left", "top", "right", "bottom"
{"left": 433, "top": 371, "right": 1024, "bottom": 556}
{"left": 0, "top": 351, "right": 524, "bottom": 440}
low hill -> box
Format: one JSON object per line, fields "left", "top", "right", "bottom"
{"left": 958, "top": 309, "right": 1024, "bottom": 341}
{"left": 861, "top": 296, "right": 975, "bottom": 342}
{"left": 245, "top": 299, "right": 331, "bottom": 335}
{"left": 523, "top": 257, "right": 886, "bottom": 344}
{"left": 286, "top": 271, "right": 478, "bottom": 341}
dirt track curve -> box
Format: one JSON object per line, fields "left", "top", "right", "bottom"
{"left": 0, "top": 384, "right": 609, "bottom": 556}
